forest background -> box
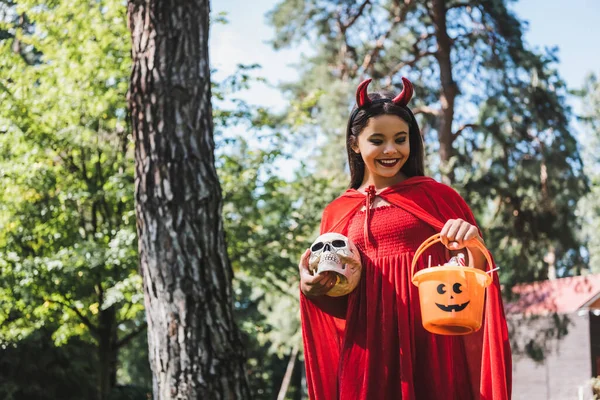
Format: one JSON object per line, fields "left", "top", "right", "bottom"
{"left": 1, "top": 0, "right": 599, "bottom": 399}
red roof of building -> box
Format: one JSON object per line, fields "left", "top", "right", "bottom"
{"left": 505, "top": 274, "right": 600, "bottom": 316}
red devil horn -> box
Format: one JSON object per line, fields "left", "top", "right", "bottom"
{"left": 356, "top": 78, "right": 372, "bottom": 108}
{"left": 392, "top": 77, "right": 414, "bottom": 106}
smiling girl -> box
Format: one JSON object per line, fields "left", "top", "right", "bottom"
{"left": 298, "top": 78, "right": 512, "bottom": 400}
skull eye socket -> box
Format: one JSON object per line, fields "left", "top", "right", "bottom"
{"left": 311, "top": 242, "right": 324, "bottom": 252}
{"left": 332, "top": 240, "right": 346, "bottom": 248}
{"left": 437, "top": 284, "right": 446, "bottom": 294}
{"left": 453, "top": 283, "right": 463, "bottom": 294}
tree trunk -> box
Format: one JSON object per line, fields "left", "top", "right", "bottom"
{"left": 128, "top": 1, "right": 251, "bottom": 399}
{"left": 98, "top": 306, "right": 118, "bottom": 400}
{"left": 276, "top": 343, "right": 299, "bottom": 400}
{"left": 431, "top": 0, "right": 457, "bottom": 184}
{"left": 292, "top": 357, "right": 302, "bottom": 400}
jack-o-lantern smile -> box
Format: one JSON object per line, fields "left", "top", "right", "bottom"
{"left": 435, "top": 282, "right": 470, "bottom": 312}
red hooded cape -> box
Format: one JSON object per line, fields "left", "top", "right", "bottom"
{"left": 300, "top": 176, "right": 511, "bottom": 399}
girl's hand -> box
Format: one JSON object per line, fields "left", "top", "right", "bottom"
{"left": 440, "top": 218, "right": 481, "bottom": 250}
{"left": 298, "top": 248, "right": 338, "bottom": 297}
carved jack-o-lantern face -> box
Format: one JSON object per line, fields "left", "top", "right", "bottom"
{"left": 435, "top": 281, "right": 470, "bottom": 312}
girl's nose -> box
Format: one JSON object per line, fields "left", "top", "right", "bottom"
{"left": 383, "top": 144, "right": 397, "bottom": 154}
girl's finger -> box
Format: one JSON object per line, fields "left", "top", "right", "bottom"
{"left": 318, "top": 272, "right": 338, "bottom": 286}
{"left": 305, "top": 271, "right": 326, "bottom": 284}
{"left": 301, "top": 248, "right": 311, "bottom": 263}
{"left": 440, "top": 220, "right": 454, "bottom": 246}
{"left": 320, "top": 277, "right": 338, "bottom": 293}
{"left": 455, "top": 222, "right": 471, "bottom": 243}
{"left": 465, "top": 226, "right": 480, "bottom": 241}
{"left": 446, "top": 219, "right": 463, "bottom": 241}
{"left": 298, "top": 249, "right": 312, "bottom": 272}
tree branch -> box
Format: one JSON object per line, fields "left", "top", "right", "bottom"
{"left": 50, "top": 298, "right": 99, "bottom": 336}
{"left": 116, "top": 322, "right": 147, "bottom": 348}
{"left": 387, "top": 50, "right": 437, "bottom": 80}
{"left": 412, "top": 105, "right": 442, "bottom": 116}
{"left": 96, "top": 281, "right": 104, "bottom": 309}
{"left": 452, "top": 123, "right": 478, "bottom": 142}
{"left": 361, "top": 1, "right": 414, "bottom": 72}
{"left": 335, "top": 16, "right": 353, "bottom": 79}
{"left": 447, "top": 2, "right": 471, "bottom": 11}
{"left": 342, "top": 0, "right": 371, "bottom": 32}
{"left": 276, "top": 342, "right": 299, "bottom": 400}
{"left": 62, "top": 152, "right": 82, "bottom": 174}
{"left": 336, "top": 0, "right": 371, "bottom": 79}
{"left": 451, "top": 30, "right": 485, "bottom": 47}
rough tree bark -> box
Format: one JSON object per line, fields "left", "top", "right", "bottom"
{"left": 127, "top": 1, "right": 251, "bottom": 398}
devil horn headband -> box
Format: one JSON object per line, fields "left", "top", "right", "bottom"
{"left": 393, "top": 77, "right": 414, "bottom": 106}
{"left": 355, "top": 78, "right": 373, "bottom": 108}
{"left": 355, "top": 76, "right": 414, "bottom": 108}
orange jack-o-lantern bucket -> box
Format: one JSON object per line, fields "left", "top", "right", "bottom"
{"left": 411, "top": 234, "right": 494, "bottom": 336}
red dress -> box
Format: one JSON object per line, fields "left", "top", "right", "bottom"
{"left": 300, "top": 177, "right": 511, "bottom": 400}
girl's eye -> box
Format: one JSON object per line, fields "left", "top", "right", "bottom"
{"left": 396, "top": 137, "right": 407, "bottom": 144}
{"left": 369, "top": 140, "right": 383, "bottom": 145}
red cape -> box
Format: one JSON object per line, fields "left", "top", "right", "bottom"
{"left": 300, "top": 176, "right": 511, "bottom": 399}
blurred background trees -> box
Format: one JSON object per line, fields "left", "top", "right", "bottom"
{"left": 0, "top": 1, "right": 145, "bottom": 399}
{"left": 0, "top": 0, "right": 597, "bottom": 399}
{"left": 577, "top": 72, "right": 600, "bottom": 274}
{"left": 267, "top": 0, "right": 588, "bottom": 286}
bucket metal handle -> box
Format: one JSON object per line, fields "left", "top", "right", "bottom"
{"left": 410, "top": 233, "right": 495, "bottom": 281}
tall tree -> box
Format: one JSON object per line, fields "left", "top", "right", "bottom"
{"left": 577, "top": 72, "right": 600, "bottom": 273}
{"left": 128, "top": 0, "right": 250, "bottom": 398}
{"left": 267, "top": 0, "right": 588, "bottom": 285}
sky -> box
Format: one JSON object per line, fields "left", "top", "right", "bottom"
{"left": 211, "top": 0, "right": 301, "bottom": 111}
{"left": 211, "top": 0, "right": 600, "bottom": 106}
{"left": 209, "top": 0, "right": 600, "bottom": 176}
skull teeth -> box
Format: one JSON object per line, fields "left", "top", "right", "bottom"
{"left": 322, "top": 253, "right": 340, "bottom": 263}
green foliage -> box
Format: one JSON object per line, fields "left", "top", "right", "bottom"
{"left": 0, "top": 0, "right": 145, "bottom": 394}
{"left": 0, "top": 328, "right": 98, "bottom": 400}
{"left": 107, "top": 385, "right": 152, "bottom": 400}
{"left": 115, "top": 325, "right": 152, "bottom": 390}
{"left": 0, "top": 1, "right": 336, "bottom": 398}
{"left": 221, "top": 150, "right": 335, "bottom": 397}
{"left": 7, "top": 0, "right": 591, "bottom": 396}
{"left": 507, "top": 313, "right": 571, "bottom": 363}
{"left": 213, "top": 63, "right": 341, "bottom": 397}
{"left": 0, "top": 3, "right": 334, "bottom": 392}
{"left": 266, "top": 0, "right": 588, "bottom": 285}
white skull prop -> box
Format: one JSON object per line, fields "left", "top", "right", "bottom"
{"left": 308, "top": 232, "right": 362, "bottom": 297}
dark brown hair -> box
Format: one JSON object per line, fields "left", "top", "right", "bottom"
{"left": 346, "top": 91, "right": 425, "bottom": 189}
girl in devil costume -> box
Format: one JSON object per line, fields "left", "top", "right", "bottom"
{"left": 298, "top": 77, "right": 512, "bottom": 399}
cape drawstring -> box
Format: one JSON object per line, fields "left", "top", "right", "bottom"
{"left": 364, "top": 185, "right": 376, "bottom": 248}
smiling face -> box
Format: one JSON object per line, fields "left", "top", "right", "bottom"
{"left": 435, "top": 281, "right": 470, "bottom": 312}
{"left": 351, "top": 114, "right": 410, "bottom": 188}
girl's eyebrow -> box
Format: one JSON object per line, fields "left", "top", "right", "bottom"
{"left": 368, "top": 131, "right": 408, "bottom": 137}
